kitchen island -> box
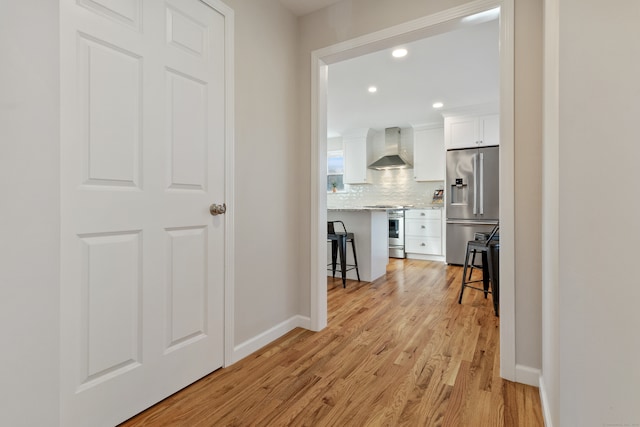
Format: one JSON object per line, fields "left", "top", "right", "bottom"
{"left": 327, "top": 208, "right": 389, "bottom": 282}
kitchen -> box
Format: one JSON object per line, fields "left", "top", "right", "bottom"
{"left": 325, "top": 13, "right": 500, "bottom": 285}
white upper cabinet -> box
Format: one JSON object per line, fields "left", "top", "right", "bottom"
{"left": 479, "top": 114, "right": 500, "bottom": 146}
{"left": 413, "top": 124, "right": 445, "bottom": 181}
{"left": 342, "top": 128, "right": 371, "bottom": 184}
{"left": 444, "top": 114, "right": 499, "bottom": 150}
{"left": 344, "top": 137, "right": 367, "bottom": 183}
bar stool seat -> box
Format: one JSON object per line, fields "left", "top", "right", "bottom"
{"left": 458, "top": 223, "right": 499, "bottom": 316}
{"left": 327, "top": 221, "right": 360, "bottom": 288}
{"left": 467, "top": 230, "right": 500, "bottom": 280}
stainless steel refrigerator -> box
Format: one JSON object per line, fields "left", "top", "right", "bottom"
{"left": 446, "top": 146, "right": 499, "bottom": 265}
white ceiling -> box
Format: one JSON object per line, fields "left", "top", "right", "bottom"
{"left": 278, "top": 0, "right": 342, "bottom": 16}
{"left": 327, "top": 19, "right": 499, "bottom": 137}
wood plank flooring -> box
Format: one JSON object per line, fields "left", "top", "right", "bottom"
{"left": 121, "top": 259, "right": 543, "bottom": 426}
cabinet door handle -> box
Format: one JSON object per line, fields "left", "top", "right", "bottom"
{"left": 420, "top": 243, "right": 426, "bottom": 246}
{"left": 473, "top": 154, "right": 478, "bottom": 215}
{"left": 479, "top": 152, "right": 484, "bottom": 215}
{"left": 421, "top": 225, "right": 426, "bottom": 229}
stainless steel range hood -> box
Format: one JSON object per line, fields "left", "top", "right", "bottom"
{"left": 368, "top": 127, "right": 413, "bottom": 170}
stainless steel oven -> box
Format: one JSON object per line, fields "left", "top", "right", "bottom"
{"left": 388, "top": 209, "right": 405, "bottom": 258}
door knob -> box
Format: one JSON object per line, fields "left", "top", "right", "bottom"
{"left": 210, "top": 203, "right": 226, "bottom": 216}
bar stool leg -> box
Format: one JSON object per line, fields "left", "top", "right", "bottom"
{"left": 481, "top": 251, "right": 490, "bottom": 299}
{"left": 468, "top": 249, "right": 477, "bottom": 280}
{"left": 338, "top": 235, "right": 347, "bottom": 288}
{"left": 487, "top": 248, "right": 499, "bottom": 316}
{"left": 349, "top": 238, "right": 360, "bottom": 281}
{"left": 330, "top": 240, "right": 338, "bottom": 278}
{"left": 459, "top": 243, "right": 472, "bottom": 304}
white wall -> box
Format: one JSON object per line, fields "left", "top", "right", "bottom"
{"left": 297, "top": 0, "right": 543, "bottom": 376}
{"left": 0, "top": 1, "right": 61, "bottom": 425}
{"left": 215, "top": 0, "right": 303, "bottom": 348}
{"left": 553, "top": 1, "right": 640, "bottom": 424}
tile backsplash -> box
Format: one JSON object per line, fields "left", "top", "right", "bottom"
{"left": 327, "top": 168, "right": 444, "bottom": 208}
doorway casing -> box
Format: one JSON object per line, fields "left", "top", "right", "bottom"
{"left": 308, "top": 0, "right": 516, "bottom": 381}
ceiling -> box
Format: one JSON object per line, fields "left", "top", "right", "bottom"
{"left": 275, "top": 1, "right": 500, "bottom": 137}
{"left": 327, "top": 18, "right": 499, "bottom": 137}
{"left": 278, "top": 0, "right": 342, "bottom": 16}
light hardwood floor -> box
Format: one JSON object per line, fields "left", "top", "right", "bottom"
{"left": 121, "top": 259, "right": 543, "bottom": 426}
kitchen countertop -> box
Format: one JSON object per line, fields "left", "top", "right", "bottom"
{"left": 328, "top": 205, "right": 443, "bottom": 211}
{"left": 408, "top": 204, "right": 444, "bottom": 209}
{"left": 328, "top": 207, "right": 388, "bottom": 212}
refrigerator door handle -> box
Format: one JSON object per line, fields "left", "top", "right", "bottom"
{"left": 473, "top": 154, "right": 478, "bottom": 215}
{"left": 479, "top": 152, "right": 484, "bottom": 215}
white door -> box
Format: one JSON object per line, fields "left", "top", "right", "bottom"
{"left": 59, "top": 0, "right": 230, "bottom": 425}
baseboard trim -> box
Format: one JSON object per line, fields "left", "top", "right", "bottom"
{"left": 538, "top": 376, "right": 553, "bottom": 427}
{"left": 515, "top": 364, "right": 541, "bottom": 387}
{"left": 231, "top": 315, "right": 311, "bottom": 364}
{"left": 405, "top": 253, "right": 445, "bottom": 262}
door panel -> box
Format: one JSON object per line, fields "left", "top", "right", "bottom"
{"left": 449, "top": 118, "right": 476, "bottom": 146}
{"left": 166, "top": 226, "right": 207, "bottom": 350}
{"left": 80, "top": 231, "right": 141, "bottom": 384}
{"left": 167, "top": 6, "right": 208, "bottom": 56}
{"left": 479, "top": 115, "right": 500, "bottom": 146}
{"left": 446, "top": 148, "right": 476, "bottom": 220}
{"left": 60, "top": 0, "right": 228, "bottom": 425}
{"left": 77, "top": 0, "right": 142, "bottom": 30}
{"left": 166, "top": 70, "right": 208, "bottom": 190}
{"left": 479, "top": 146, "right": 500, "bottom": 219}
{"left": 79, "top": 35, "right": 142, "bottom": 187}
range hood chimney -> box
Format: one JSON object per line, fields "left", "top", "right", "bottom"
{"left": 368, "top": 127, "right": 413, "bottom": 170}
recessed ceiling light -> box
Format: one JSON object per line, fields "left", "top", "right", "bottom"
{"left": 433, "top": 102, "right": 444, "bottom": 109}
{"left": 392, "top": 48, "right": 408, "bottom": 58}
{"left": 368, "top": 86, "right": 378, "bottom": 93}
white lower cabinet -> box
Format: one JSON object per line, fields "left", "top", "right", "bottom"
{"left": 405, "top": 236, "right": 441, "bottom": 254}
{"left": 404, "top": 209, "right": 443, "bottom": 258}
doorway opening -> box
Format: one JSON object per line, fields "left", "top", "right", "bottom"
{"left": 309, "top": 0, "right": 516, "bottom": 380}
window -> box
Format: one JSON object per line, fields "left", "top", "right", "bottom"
{"left": 327, "top": 150, "right": 344, "bottom": 192}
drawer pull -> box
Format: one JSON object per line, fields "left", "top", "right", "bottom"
{"left": 420, "top": 243, "right": 426, "bottom": 246}
{"left": 421, "top": 225, "right": 426, "bottom": 229}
